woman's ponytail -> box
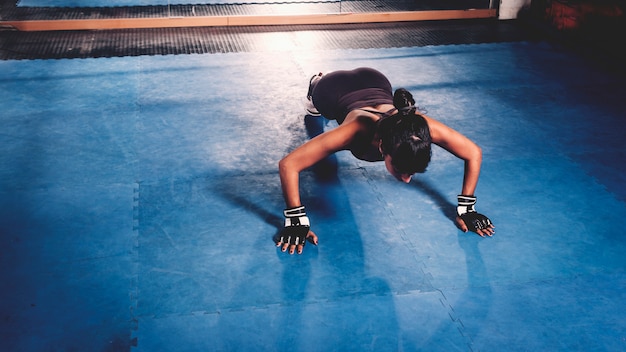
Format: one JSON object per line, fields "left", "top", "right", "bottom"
{"left": 393, "top": 88, "right": 415, "bottom": 109}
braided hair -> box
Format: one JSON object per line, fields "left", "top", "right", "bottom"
{"left": 378, "top": 88, "right": 432, "bottom": 174}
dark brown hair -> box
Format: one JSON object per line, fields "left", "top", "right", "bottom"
{"left": 378, "top": 88, "right": 432, "bottom": 174}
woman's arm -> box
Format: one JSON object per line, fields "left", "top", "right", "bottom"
{"left": 279, "top": 121, "right": 362, "bottom": 206}
{"left": 424, "top": 116, "right": 494, "bottom": 236}
{"left": 424, "top": 116, "right": 482, "bottom": 194}
{"left": 277, "top": 118, "right": 367, "bottom": 253}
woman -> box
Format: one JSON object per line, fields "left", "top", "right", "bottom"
{"left": 277, "top": 67, "right": 494, "bottom": 255}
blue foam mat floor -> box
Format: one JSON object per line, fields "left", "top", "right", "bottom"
{"left": 1, "top": 42, "right": 625, "bottom": 351}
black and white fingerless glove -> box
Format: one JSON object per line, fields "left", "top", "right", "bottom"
{"left": 456, "top": 195, "right": 492, "bottom": 232}
{"left": 277, "top": 206, "right": 310, "bottom": 246}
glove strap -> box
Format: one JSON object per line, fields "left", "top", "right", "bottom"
{"left": 283, "top": 206, "right": 310, "bottom": 227}
{"left": 284, "top": 205, "right": 306, "bottom": 218}
{"left": 457, "top": 195, "right": 477, "bottom": 216}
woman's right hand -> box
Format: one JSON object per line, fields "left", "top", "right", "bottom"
{"left": 276, "top": 229, "right": 318, "bottom": 255}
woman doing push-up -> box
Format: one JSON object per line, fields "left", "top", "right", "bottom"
{"left": 277, "top": 67, "right": 494, "bottom": 254}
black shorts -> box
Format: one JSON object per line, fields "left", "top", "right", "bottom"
{"left": 310, "top": 67, "right": 393, "bottom": 124}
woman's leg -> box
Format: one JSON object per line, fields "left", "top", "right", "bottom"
{"left": 305, "top": 73, "right": 323, "bottom": 116}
